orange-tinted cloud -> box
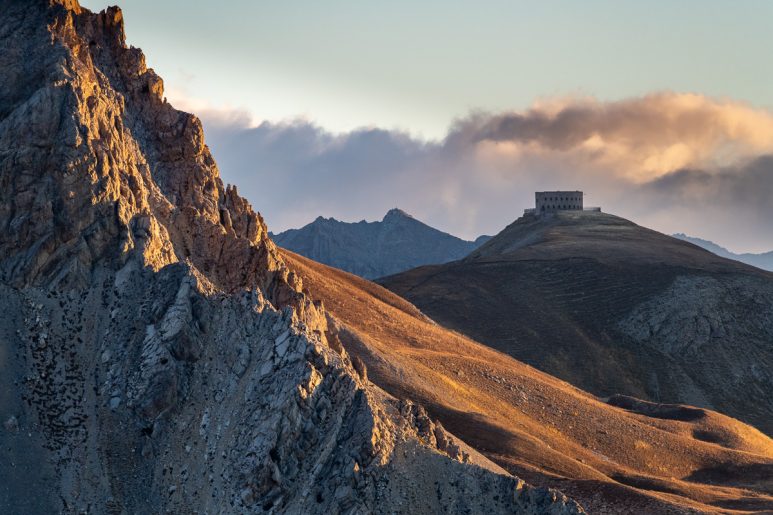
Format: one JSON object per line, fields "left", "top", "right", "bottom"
{"left": 449, "top": 93, "right": 773, "bottom": 181}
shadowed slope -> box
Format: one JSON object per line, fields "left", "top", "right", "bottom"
{"left": 284, "top": 249, "right": 773, "bottom": 514}
{"left": 381, "top": 211, "right": 773, "bottom": 435}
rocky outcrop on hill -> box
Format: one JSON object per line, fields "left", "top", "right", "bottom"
{"left": 272, "top": 208, "right": 490, "bottom": 279}
{"left": 382, "top": 211, "right": 773, "bottom": 435}
{"left": 0, "top": 1, "right": 582, "bottom": 513}
{"left": 4, "top": 266, "right": 583, "bottom": 514}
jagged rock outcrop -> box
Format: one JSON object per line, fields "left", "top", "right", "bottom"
{"left": 3, "top": 265, "right": 583, "bottom": 513}
{"left": 272, "top": 209, "right": 491, "bottom": 279}
{"left": 0, "top": 1, "right": 583, "bottom": 513}
{"left": 0, "top": 0, "right": 296, "bottom": 299}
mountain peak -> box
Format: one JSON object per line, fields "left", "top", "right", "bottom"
{"left": 273, "top": 210, "right": 488, "bottom": 279}
{"left": 470, "top": 210, "right": 681, "bottom": 263}
{"left": 0, "top": 0, "right": 297, "bottom": 297}
{"left": 383, "top": 207, "right": 413, "bottom": 221}
{"left": 47, "top": 0, "right": 84, "bottom": 12}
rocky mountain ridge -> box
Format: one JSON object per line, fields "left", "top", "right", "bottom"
{"left": 0, "top": 1, "right": 581, "bottom": 513}
{"left": 272, "top": 208, "right": 491, "bottom": 279}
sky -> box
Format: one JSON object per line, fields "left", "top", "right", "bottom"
{"left": 81, "top": 0, "right": 773, "bottom": 252}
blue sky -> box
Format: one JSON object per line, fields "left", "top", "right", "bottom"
{"left": 80, "top": 1, "right": 773, "bottom": 138}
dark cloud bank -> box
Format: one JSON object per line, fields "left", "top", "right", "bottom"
{"left": 193, "top": 93, "right": 773, "bottom": 253}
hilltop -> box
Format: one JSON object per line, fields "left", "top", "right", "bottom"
{"left": 382, "top": 211, "right": 773, "bottom": 436}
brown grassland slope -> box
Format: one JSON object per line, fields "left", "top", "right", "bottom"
{"left": 283, "top": 249, "right": 773, "bottom": 514}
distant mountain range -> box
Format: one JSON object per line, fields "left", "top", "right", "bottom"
{"left": 673, "top": 233, "right": 773, "bottom": 271}
{"left": 271, "top": 208, "right": 491, "bottom": 279}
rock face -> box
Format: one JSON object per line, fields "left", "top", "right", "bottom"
{"left": 0, "top": 1, "right": 583, "bottom": 513}
{"left": 673, "top": 233, "right": 773, "bottom": 271}
{"left": 272, "top": 209, "right": 490, "bottom": 279}
{"left": 381, "top": 211, "right": 773, "bottom": 435}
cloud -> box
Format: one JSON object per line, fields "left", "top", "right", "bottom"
{"left": 166, "top": 87, "right": 254, "bottom": 129}
{"left": 193, "top": 92, "right": 773, "bottom": 253}
{"left": 447, "top": 93, "right": 773, "bottom": 181}
{"left": 643, "top": 156, "right": 773, "bottom": 225}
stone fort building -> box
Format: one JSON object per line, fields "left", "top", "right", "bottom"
{"left": 524, "top": 191, "right": 600, "bottom": 216}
